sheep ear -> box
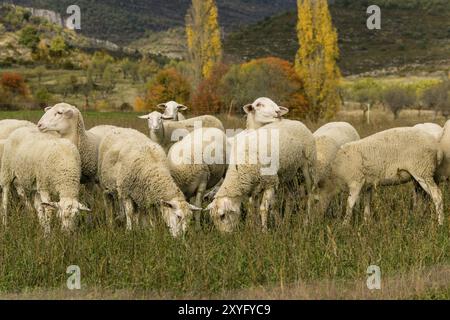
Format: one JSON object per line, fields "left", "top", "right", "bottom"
{"left": 138, "top": 115, "right": 149, "bottom": 119}
{"left": 64, "top": 109, "right": 74, "bottom": 119}
{"left": 188, "top": 204, "right": 202, "bottom": 211}
{"left": 41, "top": 202, "right": 59, "bottom": 210}
{"left": 279, "top": 106, "right": 289, "bottom": 116}
{"left": 44, "top": 106, "right": 52, "bottom": 112}
{"left": 243, "top": 104, "right": 254, "bottom": 114}
{"left": 78, "top": 202, "right": 92, "bottom": 212}
{"left": 178, "top": 104, "right": 188, "bottom": 111}
{"left": 157, "top": 103, "right": 166, "bottom": 110}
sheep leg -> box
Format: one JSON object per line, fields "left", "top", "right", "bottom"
{"left": 302, "top": 166, "right": 313, "bottom": 215}
{"left": 411, "top": 181, "right": 428, "bottom": 215}
{"left": 260, "top": 188, "right": 276, "bottom": 232}
{"left": 363, "top": 188, "right": 373, "bottom": 223}
{"left": 1, "top": 183, "right": 10, "bottom": 226}
{"left": 35, "top": 192, "right": 51, "bottom": 234}
{"left": 343, "top": 182, "right": 363, "bottom": 226}
{"left": 16, "top": 185, "right": 33, "bottom": 213}
{"left": 413, "top": 176, "right": 444, "bottom": 226}
{"left": 103, "top": 192, "right": 115, "bottom": 228}
{"left": 123, "top": 198, "right": 136, "bottom": 231}
{"left": 194, "top": 179, "right": 208, "bottom": 230}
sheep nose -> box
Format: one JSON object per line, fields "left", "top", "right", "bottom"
{"left": 37, "top": 122, "right": 43, "bottom": 129}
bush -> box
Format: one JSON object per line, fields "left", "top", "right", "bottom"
{"left": 19, "top": 26, "right": 40, "bottom": 52}
{"left": 142, "top": 68, "right": 191, "bottom": 111}
{"left": 1, "top": 72, "right": 29, "bottom": 96}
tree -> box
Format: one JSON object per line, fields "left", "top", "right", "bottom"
{"left": 348, "top": 79, "right": 382, "bottom": 123}
{"left": 382, "top": 86, "right": 416, "bottom": 119}
{"left": 34, "top": 86, "right": 52, "bottom": 108}
{"left": 186, "top": 0, "right": 223, "bottom": 85}
{"left": 219, "top": 57, "right": 309, "bottom": 117}
{"left": 49, "top": 36, "right": 67, "bottom": 59}
{"left": 421, "top": 81, "right": 450, "bottom": 119}
{"left": 295, "top": 0, "right": 341, "bottom": 121}
{"left": 101, "top": 65, "right": 117, "bottom": 96}
{"left": 19, "top": 25, "right": 40, "bottom": 52}
{"left": 143, "top": 68, "right": 191, "bottom": 110}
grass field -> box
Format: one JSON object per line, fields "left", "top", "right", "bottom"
{"left": 0, "top": 109, "right": 450, "bottom": 300}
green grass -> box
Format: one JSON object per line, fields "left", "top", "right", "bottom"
{"left": 0, "top": 111, "right": 450, "bottom": 299}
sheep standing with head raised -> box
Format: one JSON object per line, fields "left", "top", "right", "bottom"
{"left": 98, "top": 127, "right": 200, "bottom": 237}
{"left": 0, "top": 127, "right": 90, "bottom": 232}
{"left": 206, "top": 119, "right": 316, "bottom": 233}
{"left": 37, "top": 103, "right": 101, "bottom": 184}
{"left": 318, "top": 127, "right": 444, "bottom": 225}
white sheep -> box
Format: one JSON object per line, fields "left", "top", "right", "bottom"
{"left": 98, "top": 127, "right": 201, "bottom": 237}
{"left": 0, "top": 119, "right": 35, "bottom": 139}
{"left": 413, "top": 123, "right": 443, "bottom": 140}
{"left": 205, "top": 119, "right": 316, "bottom": 233}
{"left": 318, "top": 127, "right": 444, "bottom": 226}
{"left": 0, "top": 127, "right": 90, "bottom": 232}
{"left": 139, "top": 112, "right": 225, "bottom": 152}
{"left": 168, "top": 127, "right": 228, "bottom": 226}
{"left": 37, "top": 103, "right": 102, "bottom": 183}
{"left": 313, "top": 122, "right": 360, "bottom": 186}
{"left": 157, "top": 101, "right": 187, "bottom": 121}
{"left": 243, "top": 97, "right": 289, "bottom": 130}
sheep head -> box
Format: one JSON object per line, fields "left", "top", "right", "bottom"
{"left": 243, "top": 97, "right": 289, "bottom": 128}
{"left": 41, "top": 198, "right": 91, "bottom": 232}
{"left": 158, "top": 101, "right": 188, "bottom": 121}
{"left": 138, "top": 111, "right": 164, "bottom": 131}
{"left": 160, "top": 199, "right": 200, "bottom": 238}
{"left": 37, "top": 103, "right": 80, "bottom": 137}
{"left": 205, "top": 197, "right": 241, "bottom": 233}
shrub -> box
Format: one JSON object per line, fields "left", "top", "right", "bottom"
{"left": 19, "top": 26, "right": 40, "bottom": 52}
{"left": 143, "top": 68, "right": 191, "bottom": 111}
{"left": 1, "top": 72, "right": 29, "bottom": 96}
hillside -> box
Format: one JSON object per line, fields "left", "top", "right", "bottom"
{"left": 224, "top": 5, "right": 450, "bottom": 75}
{"left": 5, "top": 0, "right": 297, "bottom": 44}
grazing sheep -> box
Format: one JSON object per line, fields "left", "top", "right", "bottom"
{"left": 168, "top": 127, "right": 228, "bottom": 226}
{"left": 413, "top": 123, "right": 443, "bottom": 140}
{"left": 0, "top": 119, "right": 35, "bottom": 139}
{"left": 139, "top": 111, "right": 225, "bottom": 152}
{"left": 98, "top": 127, "right": 200, "bottom": 237}
{"left": 157, "top": 101, "right": 187, "bottom": 121}
{"left": 206, "top": 119, "right": 316, "bottom": 233}
{"left": 243, "top": 97, "right": 289, "bottom": 130}
{"left": 313, "top": 122, "right": 360, "bottom": 186}
{"left": 37, "top": 103, "right": 102, "bottom": 184}
{"left": 0, "top": 127, "right": 90, "bottom": 232}
{"left": 318, "top": 127, "right": 444, "bottom": 226}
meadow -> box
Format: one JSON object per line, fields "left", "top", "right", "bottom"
{"left": 0, "top": 109, "right": 450, "bottom": 299}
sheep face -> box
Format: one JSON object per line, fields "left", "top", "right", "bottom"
{"left": 42, "top": 198, "right": 91, "bottom": 232}
{"left": 159, "top": 101, "right": 188, "bottom": 120}
{"left": 38, "top": 103, "right": 77, "bottom": 136}
{"left": 139, "top": 111, "right": 163, "bottom": 131}
{"left": 244, "top": 98, "right": 289, "bottom": 125}
{"left": 208, "top": 197, "right": 241, "bottom": 233}
{"left": 161, "top": 199, "right": 197, "bottom": 237}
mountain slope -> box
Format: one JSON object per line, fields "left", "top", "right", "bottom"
{"left": 5, "top": 0, "right": 297, "bottom": 44}
{"left": 224, "top": 5, "right": 450, "bottom": 75}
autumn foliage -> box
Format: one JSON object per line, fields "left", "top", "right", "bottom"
{"left": 140, "top": 68, "right": 191, "bottom": 111}
{"left": 1, "top": 72, "right": 29, "bottom": 96}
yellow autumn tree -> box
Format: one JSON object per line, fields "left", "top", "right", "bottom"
{"left": 295, "top": 0, "right": 341, "bottom": 121}
{"left": 186, "top": 0, "right": 222, "bottom": 85}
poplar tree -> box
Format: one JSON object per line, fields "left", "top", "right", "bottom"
{"left": 186, "top": 0, "right": 222, "bottom": 85}
{"left": 295, "top": 0, "right": 341, "bottom": 121}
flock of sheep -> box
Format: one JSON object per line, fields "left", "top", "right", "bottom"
{"left": 0, "top": 97, "right": 448, "bottom": 237}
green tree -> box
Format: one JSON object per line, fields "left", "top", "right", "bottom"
{"left": 19, "top": 26, "right": 40, "bottom": 52}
